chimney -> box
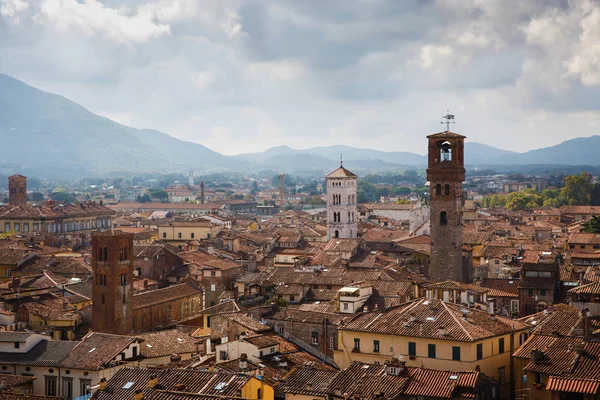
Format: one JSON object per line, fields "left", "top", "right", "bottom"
{"left": 239, "top": 353, "right": 248, "bottom": 370}
{"left": 575, "top": 343, "right": 585, "bottom": 355}
{"left": 174, "top": 383, "right": 187, "bottom": 391}
{"left": 208, "top": 362, "right": 215, "bottom": 372}
{"left": 583, "top": 308, "right": 591, "bottom": 339}
{"left": 438, "top": 326, "right": 446, "bottom": 336}
{"left": 200, "top": 182, "right": 205, "bottom": 204}
{"left": 409, "top": 313, "right": 417, "bottom": 322}
{"left": 134, "top": 389, "right": 144, "bottom": 400}
{"left": 148, "top": 375, "right": 158, "bottom": 389}
{"left": 143, "top": 279, "right": 148, "bottom": 290}
{"left": 99, "top": 377, "right": 107, "bottom": 391}
{"left": 530, "top": 349, "right": 545, "bottom": 363}
{"left": 170, "top": 353, "right": 181, "bottom": 362}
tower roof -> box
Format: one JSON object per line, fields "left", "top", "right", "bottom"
{"left": 427, "top": 131, "right": 466, "bottom": 139}
{"left": 326, "top": 166, "right": 358, "bottom": 179}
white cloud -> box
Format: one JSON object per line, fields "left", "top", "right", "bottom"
{"left": 249, "top": 59, "right": 308, "bottom": 81}
{"left": 0, "top": 0, "right": 29, "bottom": 21}
{"left": 524, "top": 0, "right": 600, "bottom": 87}
{"left": 22, "top": 0, "right": 170, "bottom": 44}
{"left": 419, "top": 44, "right": 455, "bottom": 69}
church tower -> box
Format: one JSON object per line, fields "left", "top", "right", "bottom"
{"left": 326, "top": 162, "right": 358, "bottom": 240}
{"left": 92, "top": 231, "right": 134, "bottom": 335}
{"left": 8, "top": 174, "right": 27, "bottom": 206}
{"left": 426, "top": 126, "right": 466, "bottom": 282}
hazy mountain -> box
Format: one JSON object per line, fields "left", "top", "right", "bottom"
{"left": 128, "top": 129, "right": 246, "bottom": 171}
{"left": 0, "top": 73, "right": 236, "bottom": 175}
{"left": 464, "top": 142, "right": 518, "bottom": 165}
{"left": 238, "top": 143, "right": 518, "bottom": 167}
{"left": 493, "top": 136, "right": 600, "bottom": 165}
{"left": 1, "top": 72, "right": 599, "bottom": 178}
{"left": 238, "top": 144, "right": 426, "bottom": 165}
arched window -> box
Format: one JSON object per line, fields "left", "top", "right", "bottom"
{"left": 445, "top": 184, "right": 450, "bottom": 196}
{"left": 440, "top": 141, "right": 452, "bottom": 162}
{"left": 435, "top": 184, "right": 441, "bottom": 196}
{"left": 335, "top": 230, "right": 339, "bottom": 238}
{"left": 440, "top": 211, "right": 448, "bottom": 225}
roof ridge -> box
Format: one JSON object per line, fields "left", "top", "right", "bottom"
{"left": 440, "top": 301, "right": 474, "bottom": 341}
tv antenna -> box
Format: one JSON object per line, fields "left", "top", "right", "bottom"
{"left": 441, "top": 111, "right": 455, "bottom": 132}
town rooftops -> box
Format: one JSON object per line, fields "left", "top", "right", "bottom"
{"left": 138, "top": 329, "right": 198, "bottom": 359}
{"left": 60, "top": 332, "right": 139, "bottom": 370}
{"left": 517, "top": 304, "right": 583, "bottom": 336}
{"left": 569, "top": 233, "right": 600, "bottom": 245}
{"left": 91, "top": 367, "right": 256, "bottom": 400}
{"left": 0, "top": 332, "right": 36, "bottom": 343}
{"left": 0, "top": 202, "right": 114, "bottom": 220}
{"left": 514, "top": 335, "right": 600, "bottom": 381}
{"left": 133, "top": 281, "right": 202, "bottom": 310}
{"left": 569, "top": 281, "right": 600, "bottom": 295}
{"left": 339, "top": 298, "right": 529, "bottom": 342}
{"left": 0, "top": 339, "right": 78, "bottom": 366}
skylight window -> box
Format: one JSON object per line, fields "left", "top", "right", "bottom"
{"left": 449, "top": 375, "right": 458, "bottom": 380}
{"left": 426, "top": 317, "right": 436, "bottom": 321}
{"left": 215, "top": 382, "right": 228, "bottom": 390}
{"left": 146, "top": 344, "right": 153, "bottom": 348}
{"left": 88, "top": 348, "right": 97, "bottom": 353}
{"left": 122, "top": 382, "right": 134, "bottom": 389}
{"left": 177, "top": 338, "right": 183, "bottom": 343}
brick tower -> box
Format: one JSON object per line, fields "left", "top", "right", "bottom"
{"left": 92, "top": 231, "right": 134, "bottom": 335}
{"left": 8, "top": 174, "right": 27, "bottom": 206}
{"left": 426, "top": 130, "right": 466, "bottom": 282}
{"left": 326, "top": 162, "right": 358, "bottom": 240}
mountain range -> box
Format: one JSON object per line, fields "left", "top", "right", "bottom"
{"left": 1, "top": 72, "right": 598, "bottom": 177}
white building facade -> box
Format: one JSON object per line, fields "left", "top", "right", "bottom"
{"left": 326, "top": 164, "right": 358, "bottom": 240}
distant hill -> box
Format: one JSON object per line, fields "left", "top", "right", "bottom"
{"left": 1, "top": 72, "right": 599, "bottom": 177}
{"left": 464, "top": 142, "right": 518, "bottom": 165}
{"left": 493, "top": 136, "right": 600, "bottom": 165}
{"left": 0, "top": 73, "right": 239, "bottom": 175}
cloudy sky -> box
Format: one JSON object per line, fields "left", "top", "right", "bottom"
{"left": 1, "top": 0, "right": 600, "bottom": 155}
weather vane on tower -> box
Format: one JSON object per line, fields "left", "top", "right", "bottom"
{"left": 441, "top": 111, "right": 455, "bottom": 132}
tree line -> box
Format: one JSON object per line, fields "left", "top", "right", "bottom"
{"left": 482, "top": 172, "right": 600, "bottom": 211}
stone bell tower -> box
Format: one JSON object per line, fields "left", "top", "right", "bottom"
{"left": 92, "top": 231, "right": 134, "bottom": 335}
{"left": 326, "top": 161, "right": 358, "bottom": 240}
{"left": 426, "top": 120, "right": 466, "bottom": 282}
{"left": 8, "top": 174, "right": 27, "bottom": 206}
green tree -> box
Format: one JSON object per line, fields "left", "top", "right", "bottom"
{"left": 561, "top": 172, "right": 593, "bottom": 205}
{"left": 308, "top": 195, "right": 326, "bottom": 206}
{"left": 581, "top": 216, "right": 600, "bottom": 233}
{"left": 150, "top": 190, "right": 169, "bottom": 200}
{"left": 590, "top": 184, "right": 600, "bottom": 206}
{"left": 136, "top": 194, "right": 151, "bottom": 203}
{"left": 28, "top": 192, "right": 44, "bottom": 202}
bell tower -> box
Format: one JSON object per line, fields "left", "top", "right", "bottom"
{"left": 326, "top": 161, "right": 358, "bottom": 240}
{"left": 92, "top": 231, "right": 134, "bottom": 335}
{"left": 426, "top": 116, "right": 466, "bottom": 282}
{"left": 8, "top": 174, "right": 27, "bottom": 206}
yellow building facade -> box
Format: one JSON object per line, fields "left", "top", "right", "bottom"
{"left": 334, "top": 298, "right": 531, "bottom": 400}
